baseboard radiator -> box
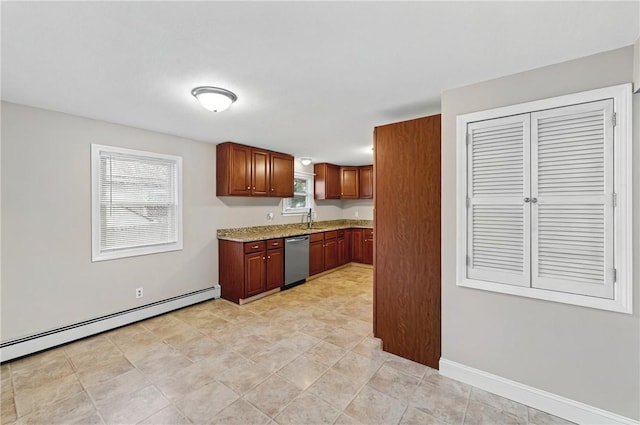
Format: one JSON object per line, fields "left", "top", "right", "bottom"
{"left": 0, "top": 285, "right": 221, "bottom": 363}
{"left": 440, "top": 358, "right": 639, "bottom": 425}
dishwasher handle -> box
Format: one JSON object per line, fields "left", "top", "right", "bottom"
{"left": 285, "top": 236, "right": 309, "bottom": 243}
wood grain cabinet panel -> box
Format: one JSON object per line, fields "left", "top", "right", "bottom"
{"left": 363, "top": 229, "right": 374, "bottom": 265}
{"left": 270, "top": 153, "right": 294, "bottom": 197}
{"left": 266, "top": 247, "right": 284, "bottom": 290}
{"left": 244, "top": 251, "right": 266, "bottom": 297}
{"left": 340, "top": 166, "right": 359, "bottom": 199}
{"left": 324, "top": 238, "right": 338, "bottom": 270}
{"left": 251, "top": 148, "right": 270, "bottom": 196}
{"left": 374, "top": 114, "right": 441, "bottom": 369}
{"left": 219, "top": 238, "right": 284, "bottom": 303}
{"left": 309, "top": 238, "right": 325, "bottom": 276}
{"left": 359, "top": 165, "right": 373, "bottom": 199}
{"left": 314, "top": 163, "right": 341, "bottom": 200}
{"left": 217, "top": 143, "right": 252, "bottom": 196}
{"left": 351, "top": 229, "right": 364, "bottom": 263}
{"left": 217, "top": 142, "right": 293, "bottom": 198}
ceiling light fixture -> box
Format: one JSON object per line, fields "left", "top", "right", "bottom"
{"left": 191, "top": 86, "right": 237, "bottom": 112}
{"left": 300, "top": 157, "right": 312, "bottom": 166}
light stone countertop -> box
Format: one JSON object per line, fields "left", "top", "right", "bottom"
{"left": 217, "top": 219, "right": 373, "bottom": 242}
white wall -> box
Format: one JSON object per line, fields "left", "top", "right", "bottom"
{"left": 0, "top": 102, "right": 346, "bottom": 342}
{"left": 441, "top": 46, "right": 639, "bottom": 420}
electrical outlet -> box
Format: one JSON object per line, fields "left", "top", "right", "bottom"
{"left": 266, "top": 212, "right": 274, "bottom": 221}
{"left": 135, "top": 287, "right": 143, "bottom": 298}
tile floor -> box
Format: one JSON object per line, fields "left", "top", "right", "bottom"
{"left": 1, "top": 265, "right": 573, "bottom": 425}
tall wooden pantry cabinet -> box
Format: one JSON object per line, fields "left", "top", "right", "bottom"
{"left": 374, "top": 114, "right": 441, "bottom": 369}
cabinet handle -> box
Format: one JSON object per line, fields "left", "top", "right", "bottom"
{"left": 253, "top": 187, "right": 256, "bottom": 190}
{"left": 262, "top": 256, "right": 266, "bottom": 260}
{"left": 252, "top": 245, "right": 259, "bottom": 249}
{"left": 271, "top": 188, "right": 274, "bottom": 192}
{"left": 247, "top": 186, "right": 250, "bottom": 190}
{"left": 268, "top": 255, "right": 271, "bottom": 259}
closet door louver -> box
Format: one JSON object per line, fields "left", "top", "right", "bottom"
{"left": 467, "top": 114, "right": 531, "bottom": 287}
{"left": 531, "top": 100, "right": 614, "bottom": 299}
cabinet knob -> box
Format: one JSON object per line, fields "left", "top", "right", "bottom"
{"left": 253, "top": 187, "right": 256, "bottom": 190}
{"left": 262, "top": 256, "right": 266, "bottom": 260}
{"left": 252, "top": 245, "right": 259, "bottom": 249}
{"left": 268, "top": 255, "right": 271, "bottom": 259}
{"left": 247, "top": 186, "right": 250, "bottom": 190}
{"left": 271, "top": 188, "right": 274, "bottom": 192}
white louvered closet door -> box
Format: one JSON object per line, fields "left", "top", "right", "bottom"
{"left": 531, "top": 100, "right": 614, "bottom": 299}
{"left": 467, "top": 114, "right": 531, "bottom": 287}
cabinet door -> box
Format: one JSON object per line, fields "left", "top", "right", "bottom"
{"left": 228, "top": 144, "right": 252, "bottom": 196}
{"left": 251, "top": 149, "right": 270, "bottom": 196}
{"left": 344, "top": 229, "right": 352, "bottom": 263}
{"left": 309, "top": 240, "right": 325, "bottom": 276}
{"left": 270, "top": 153, "right": 294, "bottom": 197}
{"left": 364, "top": 230, "right": 374, "bottom": 265}
{"left": 359, "top": 166, "right": 373, "bottom": 199}
{"left": 266, "top": 248, "right": 284, "bottom": 290}
{"left": 324, "top": 238, "right": 338, "bottom": 270}
{"left": 341, "top": 167, "right": 359, "bottom": 199}
{"left": 244, "top": 251, "right": 266, "bottom": 297}
{"left": 351, "top": 229, "right": 364, "bottom": 263}
{"left": 314, "top": 163, "right": 342, "bottom": 200}
{"left": 337, "top": 237, "right": 346, "bottom": 266}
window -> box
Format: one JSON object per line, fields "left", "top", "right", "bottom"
{"left": 282, "top": 171, "right": 314, "bottom": 215}
{"left": 91, "top": 144, "right": 183, "bottom": 261}
{"left": 456, "top": 84, "right": 632, "bottom": 313}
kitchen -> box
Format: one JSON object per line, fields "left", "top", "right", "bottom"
{"left": 1, "top": 2, "right": 639, "bottom": 425}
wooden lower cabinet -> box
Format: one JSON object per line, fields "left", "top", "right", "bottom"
{"left": 309, "top": 233, "right": 325, "bottom": 276}
{"left": 244, "top": 251, "right": 266, "bottom": 298}
{"left": 363, "top": 229, "right": 374, "bottom": 265}
{"left": 324, "top": 232, "right": 338, "bottom": 270}
{"left": 266, "top": 247, "right": 283, "bottom": 290}
{"left": 351, "top": 229, "right": 364, "bottom": 263}
{"left": 219, "top": 238, "right": 283, "bottom": 303}
{"left": 337, "top": 229, "right": 350, "bottom": 266}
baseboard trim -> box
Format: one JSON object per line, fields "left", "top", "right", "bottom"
{"left": 439, "top": 358, "right": 639, "bottom": 425}
{"left": 1, "top": 285, "right": 221, "bottom": 363}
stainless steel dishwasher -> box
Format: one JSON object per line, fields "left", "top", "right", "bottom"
{"left": 284, "top": 235, "right": 309, "bottom": 289}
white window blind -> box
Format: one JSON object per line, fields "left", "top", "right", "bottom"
{"left": 456, "top": 84, "right": 632, "bottom": 313}
{"left": 92, "top": 145, "right": 183, "bottom": 261}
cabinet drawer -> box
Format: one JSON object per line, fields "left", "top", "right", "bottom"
{"left": 266, "top": 238, "right": 283, "bottom": 250}
{"left": 244, "top": 241, "right": 266, "bottom": 254}
{"left": 324, "top": 231, "right": 338, "bottom": 240}
{"left": 310, "top": 233, "right": 324, "bottom": 243}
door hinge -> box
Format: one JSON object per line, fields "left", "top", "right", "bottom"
{"left": 612, "top": 192, "right": 617, "bottom": 207}
{"left": 612, "top": 112, "right": 617, "bottom": 127}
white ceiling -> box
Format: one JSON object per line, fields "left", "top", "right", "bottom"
{"left": 2, "top": 1, "right": 639, "bottom": 165}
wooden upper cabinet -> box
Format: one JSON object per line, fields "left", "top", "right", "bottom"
{"left": 359, "top": 165, "right": 373, "bottom": 199}
{"left": 314, "top": 163, "right": 341, "bottom": 200}
{"left": 340, "top": 167, "right": 359, "bottom": 199}
{"left": 270, "top": 152, "right": 294, "bottom": 197}
{"left": 217, "top": 142, "right": 294, "bottom": 198}
{"left": 217, "top": 143, "right": 251, "bottom": 196}
{"left": 251, "top": 148, "right": 270, "bottom": 196}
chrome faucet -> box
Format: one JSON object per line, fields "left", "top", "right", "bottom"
{"left": 307, "top": 208, "right": 313, "bottom": 229}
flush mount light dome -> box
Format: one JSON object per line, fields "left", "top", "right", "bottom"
{"left": 191, "top": 86, "right": 237, "bottom": 112}
{"left": 300, "top": 157, "right": 312, "bottom": 166}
